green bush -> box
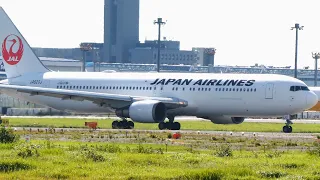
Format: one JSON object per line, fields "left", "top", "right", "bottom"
{"left": 259, "top": 171, "right": 286, "bottom": 178}
{"left": 215, "top": 144, "right": 233, "bottom": 157}
{"left": 0, "top": 126, "right": 19, "bottom": 143}
{"left": 15, "top": 143, "right": 40, "bottom": 158}
{"left": 0, "top": 162, "right": 33, "bottom": 172}
{"left": 81, "top": 147, "right": 105, "bottom": 162}
{"left": 16, "top": 144, "right": 40, "bottom": 158}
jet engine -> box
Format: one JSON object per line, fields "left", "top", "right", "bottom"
{"left": 115, "top": 100, "right": 166, "bottom": 123}
{"left": 200, "top": 116, "right": 245, "bottom": 124}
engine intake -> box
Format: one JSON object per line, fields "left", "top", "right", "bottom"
{"left": 115, "top": 100, "right": 166, "bottom": 123}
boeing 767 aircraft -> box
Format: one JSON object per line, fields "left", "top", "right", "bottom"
{"left": 0, "top": 7, "right": 317, "bottom": 133}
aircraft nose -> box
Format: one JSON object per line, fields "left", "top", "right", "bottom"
{"left": 306, "top": 91, "right": 318, "bottom": 109}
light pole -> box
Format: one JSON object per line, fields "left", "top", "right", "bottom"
{"left": 312, "top": 52, "right": 320, "bottom": 86}
{"left": 154, "top": 18, "right": 166, "bottom": 72}
{"left": 80, "top": 43, "right": 92, "bottom": 72}
{"left": 291, "top": 23, "right": 304, "bottom": 78}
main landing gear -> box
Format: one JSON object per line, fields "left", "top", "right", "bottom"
{"left": 282, "top": 119, "right": 293, "bottom": 133}
{"left": 112, "top": 118, "right": 134, "bottom": 129}
{"left": 158, "top": 116, "right": 181, "bottom": 130}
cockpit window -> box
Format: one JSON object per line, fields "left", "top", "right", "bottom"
{"left": 290, "top": 86, "right": 309, "bottom": 91}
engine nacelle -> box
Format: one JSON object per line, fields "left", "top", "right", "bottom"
{"left": 204, "top": 116, "right": 245, "bottom": 124}
{"left": 115, "top": 100, "right": 166, "bottom": 123}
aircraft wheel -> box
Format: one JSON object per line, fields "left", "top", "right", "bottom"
{"left": 112, "top": 121, "right": 119, "bottom": 129}
{"left": 128, "top": 121, "right": 134, "bottom": 129}
{"left": 158, "top": 122, "right": 166, "bottom": 130}
{"left": 173, "top": 122, "right": 181, "bottom": 130}
{"left": 283, "top": 126, "right": 292, "bottom": 133}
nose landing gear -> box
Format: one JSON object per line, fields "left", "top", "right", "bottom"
{"left": 282, "top": 119, "right": 293, "bottom": 133}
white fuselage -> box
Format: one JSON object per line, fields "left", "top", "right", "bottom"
{"left": 1, "top": 71, "right": 317, "bottom": 118}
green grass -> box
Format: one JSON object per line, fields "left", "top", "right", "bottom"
{"left": 1, "top": 127, "right": 320, "bottom": 179}
{"left": 3, "top": 117, "right": 320, "bottom": 133}
{"left": 0, "top": 140, "right": 320, "bottom": 179}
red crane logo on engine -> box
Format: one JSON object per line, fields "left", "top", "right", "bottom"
{"left": 2, "top": 34, "right": 24, "bottom": 65}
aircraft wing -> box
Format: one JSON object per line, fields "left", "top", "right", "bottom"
{"left": 0, "top": 84, "right": 188, "bottom": 109}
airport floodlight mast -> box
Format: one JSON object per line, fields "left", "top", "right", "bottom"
{"left": 80, "top": 43, "right": 92, "bottom": 72}
{"left": 291, "top": 23, "right": 304, "bottom": 78}
{"left": 154, "top": 18, "right": 166, "bottom": 72}
{"left": 312, "top": 52, "right": 320, "bottom": 86}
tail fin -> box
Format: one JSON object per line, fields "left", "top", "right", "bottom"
{"left": 0, "top": 7, "right": 49, "bottom": 79}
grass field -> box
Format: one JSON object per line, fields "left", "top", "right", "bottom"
{"left": 3, "top": 117, "right": 320, "bottom": 133}
{"left": 1, "top": 128, "right": 320, "bottom": 179}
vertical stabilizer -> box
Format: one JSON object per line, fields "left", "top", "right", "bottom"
{"left": 0, "top": 7, "right": 49, "bottom": 78}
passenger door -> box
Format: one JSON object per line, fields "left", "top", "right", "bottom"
{"left": 265, "top": 83, "right": 274, "bottom": 99}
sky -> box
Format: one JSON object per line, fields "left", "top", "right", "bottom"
{"left": 1, "top": 0, "right": 320, "bottom": 68}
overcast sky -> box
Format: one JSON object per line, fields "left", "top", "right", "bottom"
{"left": 1, "top": 0, "right": 320, "bottom": 68}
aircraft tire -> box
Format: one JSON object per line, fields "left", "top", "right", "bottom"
{"left": 158, "top": 122, "right": 166, "bottom": 130}
{"left": 112, "top": 121, "right": 119, "bottom": 129}
{"left": 173, "top": 122, "right": 181, "bottom": 130}
{"left": 283, "top": 126, "right": 292, "bottom": 133}
{"left": 128, "top": 121, "right": 134, "bottom": 129}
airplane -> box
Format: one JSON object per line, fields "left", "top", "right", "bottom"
{"left": 0, "top": 7, "right": 317, "bottom": 133}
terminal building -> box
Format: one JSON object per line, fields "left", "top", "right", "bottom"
{"left": 129, "top": 40, "right": 198, "bottom": 65}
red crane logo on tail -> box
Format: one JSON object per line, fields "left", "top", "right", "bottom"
{"left": 2, "top": 34, "right": 24, "bottom": 65}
